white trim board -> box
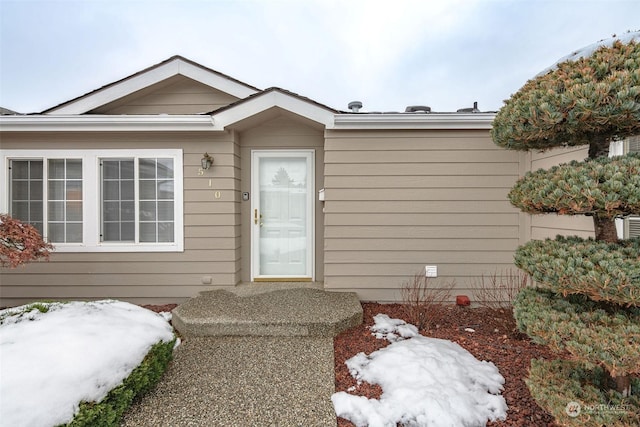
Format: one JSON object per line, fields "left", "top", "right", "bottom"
{"left": 46, "top": 57, "right": 259, "bottom": 115}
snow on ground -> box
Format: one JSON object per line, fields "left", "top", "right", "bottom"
{"left": 0, "top": 300, "right": 175, "bottom": 427}
{"left": 332, "top": 314, "right": 508, "bottom": 427}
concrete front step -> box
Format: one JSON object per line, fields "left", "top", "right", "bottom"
{"left": 172, "top": 287, "right": 363, "bottom": 337}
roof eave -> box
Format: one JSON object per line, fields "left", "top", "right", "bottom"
{"left": 331, "top": 112, "right": 496, "bottom": 130}
{"left": 44, "top": 56, "right": 260, "bottom": 115}
{"left": 212, "top": 89, "right": 336, "bottom": 130}
{"left": 0, "top": 115, "right": 217, "bottom": 132}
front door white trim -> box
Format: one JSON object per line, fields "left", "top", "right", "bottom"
{"left": 251, "top": 150, "right": 315, "bottom": 281}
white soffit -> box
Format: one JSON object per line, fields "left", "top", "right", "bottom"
{"left": 212, "top": 90, "right": 335, "bottom": 130}
{"left": 47, "top": 58, "right": 259, "bottom": 115}
{"left": 0, "top": 115, "right": 216, "bottom": 132}
{"left": 332, "top": 113, "right": 496, "bottom": 130}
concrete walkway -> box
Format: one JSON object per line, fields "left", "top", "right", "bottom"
{"left": 121, "top": 285, "right": 362, "bottom": 426}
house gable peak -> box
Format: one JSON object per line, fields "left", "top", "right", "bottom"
{"left": 44, "top": 55, "right": 261, "bottom": 115}
{"left": 211, "top": 86, "right": 337, "bottom": 130}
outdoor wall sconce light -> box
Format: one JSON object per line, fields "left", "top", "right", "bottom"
{"left": 201, "top": 153, "right": 213, "bottom": 170}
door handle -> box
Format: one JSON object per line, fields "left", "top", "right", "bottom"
{"left": 254, "top": 209, "right": 264, "bottom": 226}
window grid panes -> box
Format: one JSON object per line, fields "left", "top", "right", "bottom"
{"left": 10, "top": 159, "right": 44, "bottom": 235}
{"left": 5, "top": 150, "right": 181, "bottom": 252}
{"left": 101, "top": 159, "right": 135, "bottom": 242}
{"left": 47, "top": 159, "right": 83, "bottom": 243}
{"left": 139, "top": 158, "right": 175, "bottom": 243}
{"left": 101, "top": 157, "right": 175, "bottom": 243}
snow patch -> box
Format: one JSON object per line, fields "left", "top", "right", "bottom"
{"left": 332, "top": 314, "right": 508, "bottom": 427}
{"left": 370, "top": 314, "right": 419, "bottom": 342}
{"left": 0, "top": 300, "right": 175, "bottom": 427}
{"left": 537, "top": 30, "right": 640, "bottom": 76}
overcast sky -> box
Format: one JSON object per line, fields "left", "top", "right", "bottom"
{"left": 1, "top": 0, "right": 639, "bottom": 114}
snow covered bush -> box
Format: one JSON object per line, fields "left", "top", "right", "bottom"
{"left": 0, "top": 300, "right": 176, "bottom": 427}
{"left": 68, "top": 339, "right": 175, "bottom": 427}
{"left": 492, "top": 31, "right": 640, "bottom": 424}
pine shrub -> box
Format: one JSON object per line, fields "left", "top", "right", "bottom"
{"left": 514, "top": 236, "right": 640, "bottom": 305}
{"left": 526, "top": 359, "right": 640, "bottom": 426}
{"left": 491, "top": 32, "right": 640, "bottom": 423}
{"left": 514, "top": 288, "right": 640, "bottom": 377}
{"left": 491, "top": 39, "right": 640, "bottom": 151}
{"left": 508, "top": 153, "right": 640, "bottom": 217}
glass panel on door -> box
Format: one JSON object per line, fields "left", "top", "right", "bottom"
{"left": 254, "top": 152, "right": 312, "bottom": 278}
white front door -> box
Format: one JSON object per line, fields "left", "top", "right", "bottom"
{"left": 251, "top": 150, "right": 314, "bottom": 280}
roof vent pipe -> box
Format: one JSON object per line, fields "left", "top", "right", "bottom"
{"left": 405, "top": 105, "right": 431, "bottom": 113}
{"left": 457, "top": 101, "right": 481, "bottom": 113}
{"left": 348, "top": 101, "right": 363, "bottom": 113}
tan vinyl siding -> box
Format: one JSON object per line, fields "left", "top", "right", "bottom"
{"left": 530, "top": 215, "right": 594, "bottom": 239}
{"left": 323, "top": 129, "right": 522, "bottom": 302}
{"left": 0, "top": 131, "right": 240, "bottom": 306}
{"left": 91, "top": 75, "right": 240, "bottom": 114}
{"left": 528, "top": 146, "right": 594, "bottom": 239}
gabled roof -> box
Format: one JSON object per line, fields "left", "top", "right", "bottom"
{"left": 44, "top": 56, "right": 260, "bottom": 115}
{"left": 0, "top": 107, "right": 20, "bottom": 115}
{"left": 1, "top": 55, "right": 496, "bottom": 131}
{"left": 210, "top": 87, "right": 337, "bottom": 130}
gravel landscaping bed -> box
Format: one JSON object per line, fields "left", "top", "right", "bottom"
{"left": 144, "top": 302, "right": 562, "bottom": 426}
{"left": 335, "top": 303, "right": 561, "bottom": 427}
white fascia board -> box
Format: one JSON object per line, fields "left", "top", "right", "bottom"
{"left": 212, "top": 91, "right": 335, "bottom": 130}
{"left": 0, "top": 115, "right": 216, "bottom": 132}
{"left": 178, "top": 62, "right": 258, "bottom": 99}
{"left": 48, "top": 58, "right": 259, "bottom": 115}
{"left": 48, "top": 63, "right": 181, "bottom": 114}
{"left": 332, "top": 113, "right": 496, "bottom": 130}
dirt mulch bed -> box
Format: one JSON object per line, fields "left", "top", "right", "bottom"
{"left": 143, "top": 304, "right": 178, "bottom": 313}
{"left": 145, "top": 302, "right": 559, "bottom": 426}
{"left": 335, "top": 303, "right": 560, "bottom": 427}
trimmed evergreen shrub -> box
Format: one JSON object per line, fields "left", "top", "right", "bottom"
{"left": 509, "top": 153, "right": 640, "bottom": 217}
{"left": 63, "top": 338, "right": 175, "bottom": 427}
{"left": 514, "top": 236, "right": 640, "bottom": 305}
{"left": 492, "top": 31, "right": 640, "bottom": 423}
{"left": 514, "top": 288, "right": 640, "bottom": 377}
{"left": 526, "top": 359, "right": 640, "bottom": 426}
{"left": 491, "top": 39, "right": 640, "bottom": 152}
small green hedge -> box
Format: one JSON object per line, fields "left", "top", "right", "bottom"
{"left": 508, "top": 153, "right": 640, "bottom": 218}
{"left": 514, "top": 287, "right": 640, "bottom": 377}
{"left": 526, "top": 359, "right": 640, "bottom": 427}
{"left": 62, "top": 338, "right": 176, "bottom": 427}
{"left": 514, "top": 236, "right": 640, "bottom": 306}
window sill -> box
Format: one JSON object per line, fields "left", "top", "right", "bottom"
{"left": 52, "top": 243, "right": 184, "bottom": 253}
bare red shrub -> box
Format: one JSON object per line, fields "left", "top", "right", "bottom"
{"left": 400, "top": 273, "right": 455, "bottom": 331}
{"left": 471, "top": 268, "right": 531, "bottom": 309}
{"left": 0, "top": 214, "right": 53, "bottom": 268}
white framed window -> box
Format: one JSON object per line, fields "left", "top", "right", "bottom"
{"left": 1, "top": 149, "right": 184, "bottom": 252}
{"left": 625, "top": 136, "right": 640, "bottom": 238}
